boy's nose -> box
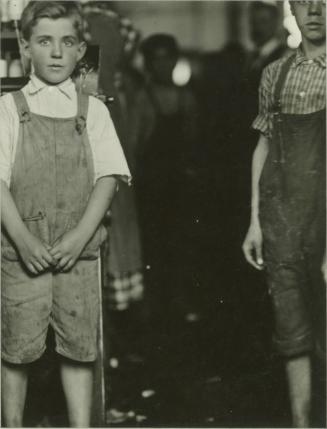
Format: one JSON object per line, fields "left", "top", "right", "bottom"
{"left": 308, "top": 1, "right": 323, "bottom": 15}
{"left": 51, "top": 43, "right": 63, "bottom": 58}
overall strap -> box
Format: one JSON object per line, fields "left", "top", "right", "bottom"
{"left": 273, "top": 54, "right": 296, "bottom": 113}
{"left": 75, "top": 91, "right": 89, "bottom": 135}
{"left": 11, "top": 90, "right": 31, "bottom": 123}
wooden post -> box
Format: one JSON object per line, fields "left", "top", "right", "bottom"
{"left": 85, "top": 11, "right": 125, "bottom": 426}
{"left": 91, "top": 254, "right": 106, "bottom": 427}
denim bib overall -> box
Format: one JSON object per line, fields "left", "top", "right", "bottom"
{"left": 259, "top": 55, "right": 326, "bottom": 357}
{"left": 1, "top": 90, "right": 105, "bottom": 363}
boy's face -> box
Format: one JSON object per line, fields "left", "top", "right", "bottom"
{"left": 291, "top": 1, "right": 326, "bottom": 45}
{"left": 22, "top": 17, "right": 86, "bottom": 85}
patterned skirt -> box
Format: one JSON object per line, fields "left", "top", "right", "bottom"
{"left": 102, "top": 182, "right": 145, "bottom": 311}
{"left": 104, "top": 270, "right": 144, "bottom": 311}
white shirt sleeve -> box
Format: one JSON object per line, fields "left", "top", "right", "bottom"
{"left": 87, "top": 96, "right": 131, "bottom": 184}
{"left": 0, "top": 94, "right": 17, "bottom": 187}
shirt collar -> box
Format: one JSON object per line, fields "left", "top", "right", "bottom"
{"left": 27, "top": 74, "right": 76, "bottom": 99}
{"left": 294, "top": 45, "right": 326, "bottom": 68}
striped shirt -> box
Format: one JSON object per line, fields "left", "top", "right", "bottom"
{"left": 252, "top": 47, "right": 326, "bottom": 138}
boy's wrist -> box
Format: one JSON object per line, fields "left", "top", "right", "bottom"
{"left": 250, "top": 209, "right": 260, "bottom": 224}
{"left": 13, "top": 225, "right": 33, "bottom": 250}
{"left": 74, "top": 222, "right": 94, "bottom": 245}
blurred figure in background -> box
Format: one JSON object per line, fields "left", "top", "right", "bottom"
{"left": 75, "top": 13, "right": 150, "bottom": 315}
{"left": 101, "top": 22, "right": 156, "bottom": 369}
{"left": 138, "top": 34, "right": 200, "bottom": 321}
{"left": 104, "top": 26, "right": 155, "bottom": 314}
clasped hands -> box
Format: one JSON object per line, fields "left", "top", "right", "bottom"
{"left": 18, "top": 228, "right": 86, "bottom": 275}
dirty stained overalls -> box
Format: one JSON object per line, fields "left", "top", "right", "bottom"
{"left": 259, "top": 54, "right": 326, "bottom": 357}
{"left": 1, "top": 90, "right": 107, "bottom": 364}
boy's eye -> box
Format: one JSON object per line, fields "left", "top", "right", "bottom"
{"left": 64, "top": 39, "right": 75, "bottom": 47}
{"left": 39, "top": 39, "right": 50, "bottom": 46}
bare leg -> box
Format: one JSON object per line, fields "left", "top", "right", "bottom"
{"left": 60, "top": 358, "right": 94, "bottom": 428}
{"left": 1, "top": 361, "right": 28, "bottom": 428}
{"left": 286, "top": 354, "right": 311, "bottom": 428}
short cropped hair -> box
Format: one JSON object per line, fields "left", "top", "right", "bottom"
{"left": 21, "top": 1, "right": 84, "bottom": 41}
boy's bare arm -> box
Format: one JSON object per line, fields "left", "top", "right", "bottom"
{"left": 242, "top": 134, "right": 269, "bottom": 270}
{"left": 250, "top": 134, "right": 269, "bottom": 220}
{"left": 75, "top": 176, "right": 117, "bottom": 243}
{"left": 1, "top": 180, "right": 55, "bottom": 274}
{"left": 50, "top": 176, "right": 117, "bottom": 271}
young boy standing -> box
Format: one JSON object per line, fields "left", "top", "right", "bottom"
{"left": 0, "top": 2, "right": 130, "bottom": 427}
{"left": 243, "top": 1, "right": 325, "bottom": 427}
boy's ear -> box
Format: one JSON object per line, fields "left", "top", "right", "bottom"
{"left": 20, "top": 39, "right": 32, "bottom": 59}
{"left": 77, "top": 41, "right": 87, "bottom": 62}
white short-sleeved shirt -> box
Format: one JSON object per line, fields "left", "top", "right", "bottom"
{"left": 0, "top": 74, "right": 131, "bottom": 187}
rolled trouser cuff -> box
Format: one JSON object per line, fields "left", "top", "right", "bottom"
{"left": 273, "top": 330, "right": 314, "bottom": 357}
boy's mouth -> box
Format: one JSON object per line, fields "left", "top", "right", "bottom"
{"left": 49, "top": 64, "right": 64, "bottom": 70}
{"left": 306, "top": 21, "right": 322, "bottom": 28}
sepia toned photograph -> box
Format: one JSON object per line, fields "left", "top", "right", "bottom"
{"left": 0, "top": 0, "right": 326, "bottom": 427}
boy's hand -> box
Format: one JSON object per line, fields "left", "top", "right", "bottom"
{"left": 49, "top": 228, "right": 86, "bottom": 272}
{"left": 242, "top": 220, "right": 264, "bottom": 271}
{"left": 17, "top": 231, "right": 55, "bottom": 275}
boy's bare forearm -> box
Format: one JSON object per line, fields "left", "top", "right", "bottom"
{"left": 250, "top": 134, "right": 269, "bottom": 223}
{"left": 74, "top": 176, "right": 117, "bottom": 243}
{"left": 1, "top": 180, "right": 29, "bottom": 246}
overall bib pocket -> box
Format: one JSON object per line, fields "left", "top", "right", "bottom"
{"left": 1, "top": 212, "right": 49, "bottom": 262}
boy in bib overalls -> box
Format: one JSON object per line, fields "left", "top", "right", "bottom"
{"left": 0, "top": 2, "right": 130, "bottom": 427}
{"left": 243, "top": 1, "right": 325, "bottom": 427}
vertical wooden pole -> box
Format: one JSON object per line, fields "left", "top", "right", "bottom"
{"left": 91, "top": 254, "right": 106, "bottom": 427}
{"left": 85, "top": 10, "right": 125, "bottom": 426}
